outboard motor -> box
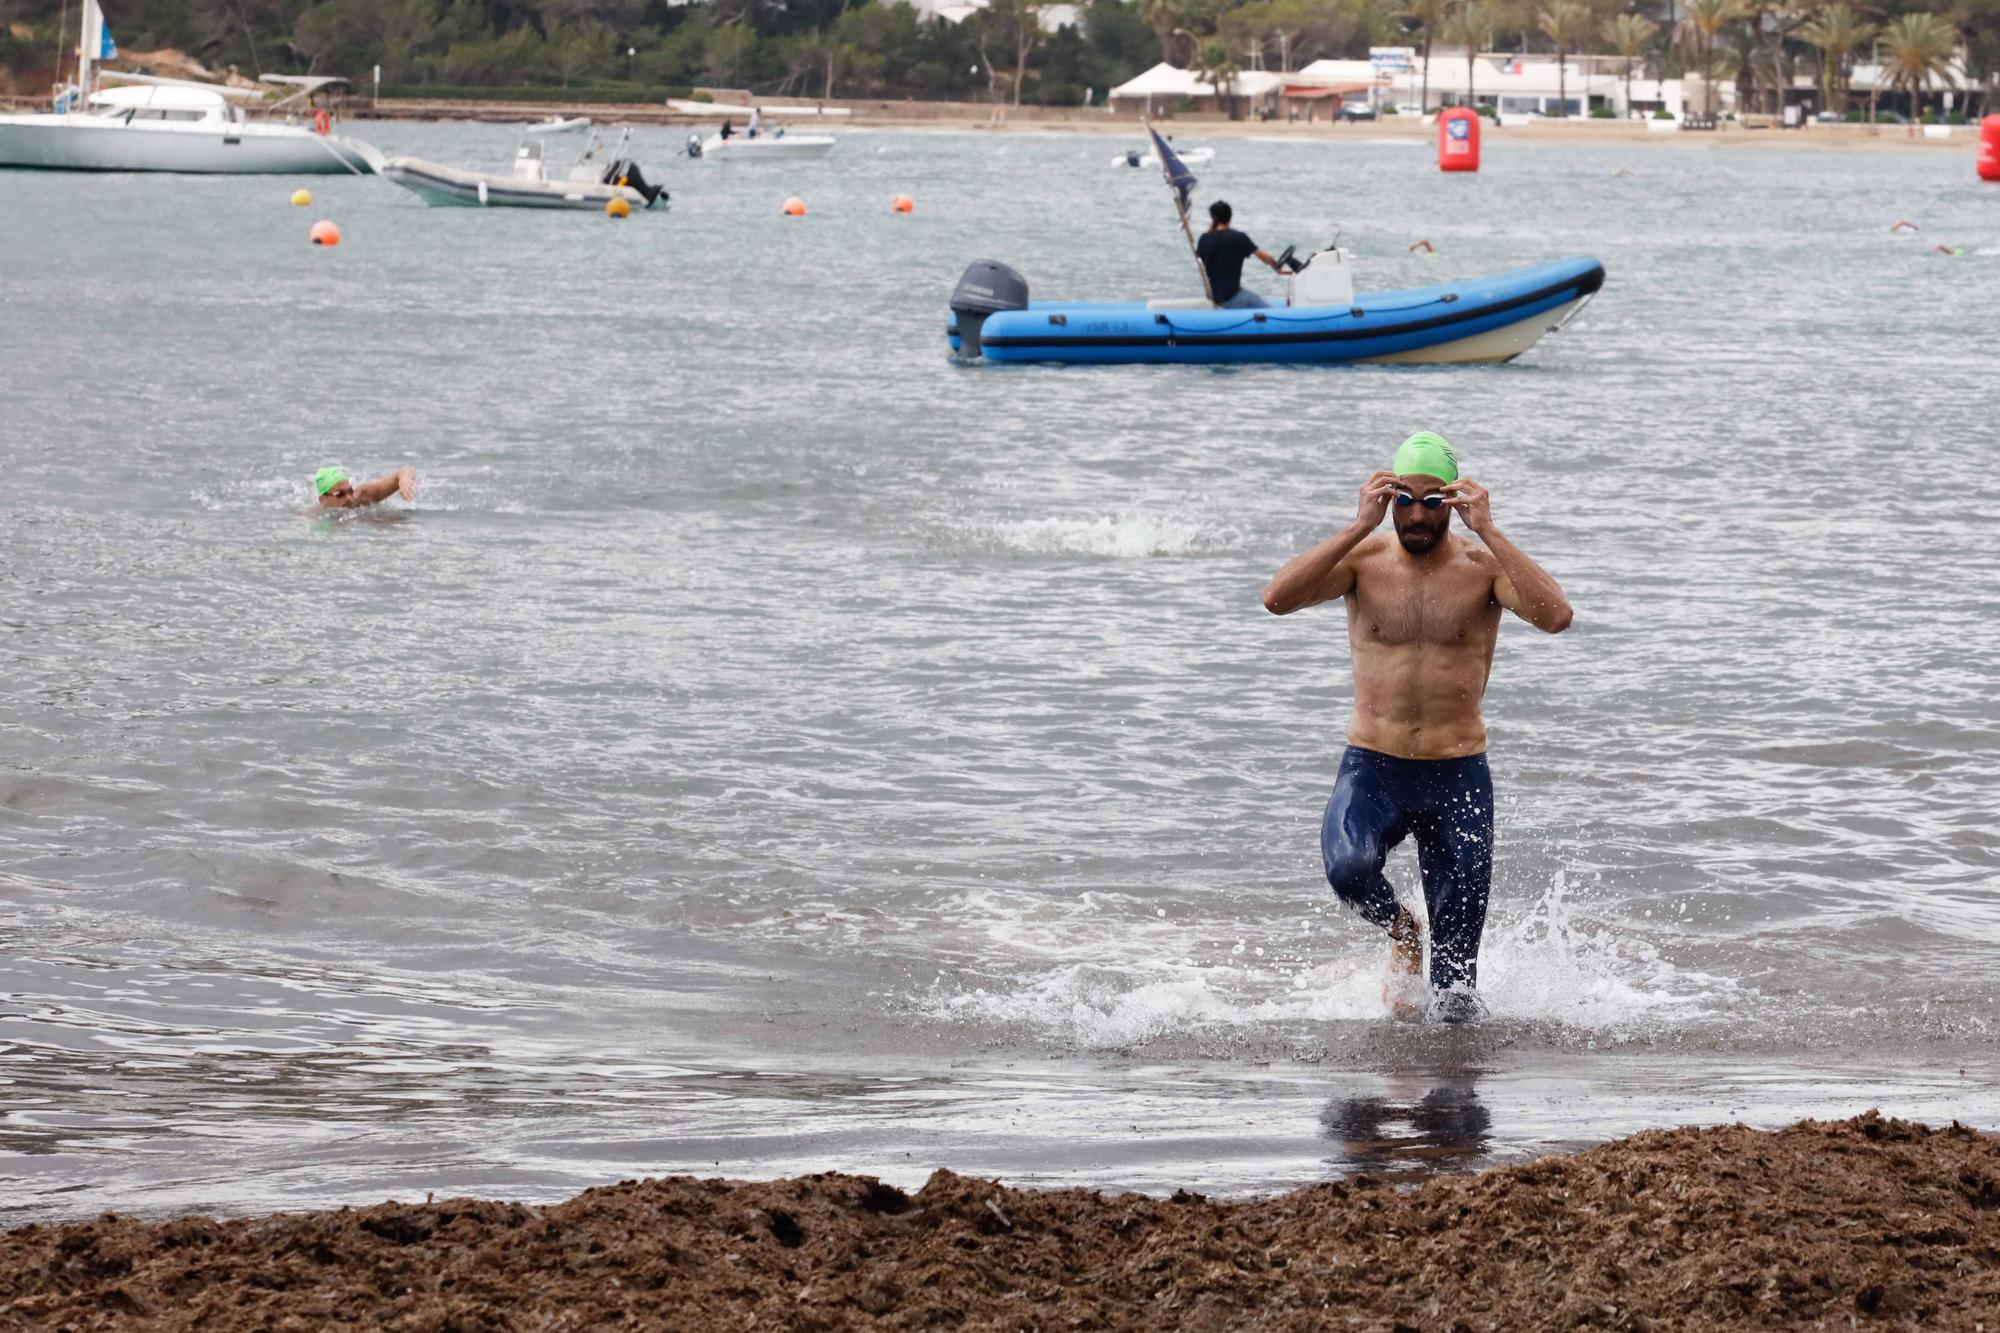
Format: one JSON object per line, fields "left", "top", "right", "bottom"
{"left": 1124, "top": 149, "right": 1141, "bottom": 168}
{"left": 684, "top": 134, "right": 703, "bottom": 159}
{"left": 948, "top": 260, "right": 1029, "bottom": 360}
{"left": 605, "top": 158, "right": 667, "bottom": 207}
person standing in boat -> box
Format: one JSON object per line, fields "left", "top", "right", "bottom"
{"left": 747, "top": 107, "right": 762, "bottom": 139}
{"left": 1197, "top": 201, "right": 1284, "bottom": 309}
{"left": 719, "top": 119, "right": 734, "bottom": 141}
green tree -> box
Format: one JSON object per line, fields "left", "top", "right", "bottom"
{"left": 1602, "top": 10, "right": 1658, "bottom": 112}
{"left": 1879, "top": 10, "right": 1960, "bottom": 120}
{"left": 1535, "top": 0, "right": 1589, "bottom": 114}
{"left": 1675, "top": 0, "right": 1745, "bottom": 118}
{"left": 1402, "top": 0, "right": 1449, "bottom": 110}
{"left": 1799, "top": 1, "right": 1877, "bottom": 114}
{"left": 1449, "top": 0, "right": 1497, "bottom": 107}
{"left": 1191, "top": 34, "right": 1241, "bottom": 114}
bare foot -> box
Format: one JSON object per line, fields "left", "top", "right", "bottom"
{"left": 1384, "top": 908, "right": 1424, "bottom": 1020}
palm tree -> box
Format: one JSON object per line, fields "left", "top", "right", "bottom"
{"left": 1878, "top": 11, "right": 1958, "bottom": 124}
{"left": 1450, "top": 0, "right": 1498, "bottom": 110}
{"left": 1676, "top": 0, "right": 1747, "bottom": 119}
{"left": 1603, "top": 11, "right": 1660, "bottom": 114}
{"left": 1192, "top": 38, "right": 1243, "bottom": 118}
{"left": 1403, "top": 0, "right": 1452, "bottom": 112}
{"left": 1799, "top": 2, "right": 1877, "bottom": 115}
{"left": 1537, "top": 0, "right": 1591, "bottom": 116}
{"left": 1140, "top": 0, "right": 1185, "bottom": 64}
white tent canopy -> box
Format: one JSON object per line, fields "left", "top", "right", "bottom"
{"left": 1109, "top": 62, "right": 1201, "bottom": 100}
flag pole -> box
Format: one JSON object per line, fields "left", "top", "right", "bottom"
{"left": 1146, "top": 119, "right": 1213, "bottom": 304}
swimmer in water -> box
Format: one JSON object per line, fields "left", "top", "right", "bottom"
{"left": 1261, "top": 432, "right": 1573, "bottom": 1023}
{"left": 315, "top": 465, "right": 416, "bottom": 509}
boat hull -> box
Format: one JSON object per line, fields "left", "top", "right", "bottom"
{"left": 381, "top": 156, "right": 653, "bottom": 210}
{"left": 951, "top": 257, "right": 1604, "bottom": 366}
{"left": 0, "top": 114, "right": 380, "bottom": 173}
{"left": 696, "top": 135, "right": 834, "bottom": 161}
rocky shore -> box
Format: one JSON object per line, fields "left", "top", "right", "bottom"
{"left": 4, "top": 1112, "right": 1996, "bottom": 1330}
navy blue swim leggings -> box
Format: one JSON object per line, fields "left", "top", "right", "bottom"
{"left": 1320, "top": 746, "right": 1494, "bottom": 992}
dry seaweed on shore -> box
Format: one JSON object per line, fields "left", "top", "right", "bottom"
{"left": 4, "top": 1112, "right": 1997, "bottom": 1331}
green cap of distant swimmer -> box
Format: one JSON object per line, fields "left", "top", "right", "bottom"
{"left": 1393, "top": 431, "right": 1458, "bottom": 482}
{"left": 314, "top": 466, "right": 348, "bottom": 496}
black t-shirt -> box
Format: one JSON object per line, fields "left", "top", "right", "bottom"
{"left": 1196, "top": 227, "right": 1257, "bottom": 302}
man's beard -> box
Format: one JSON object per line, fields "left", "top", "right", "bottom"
{"left": 1397, "top": 524, "right": 1443, "bottom": 554}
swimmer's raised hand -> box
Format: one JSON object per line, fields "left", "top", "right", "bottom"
{"left": 1443, "top": 478, "right": 1493, "bottom": 536}
{"left": 397, "top": 466, "right": 418, "bottom": 501}
{"left": 1356, "top": 469, "right": 1398, "bottom": 530}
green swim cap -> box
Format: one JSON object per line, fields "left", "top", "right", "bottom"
{"left": 314, "top": 466, "right": 348, "bottom": 496}
{"left": 1393, "top": 431, "right": 1459, "bottom": 482}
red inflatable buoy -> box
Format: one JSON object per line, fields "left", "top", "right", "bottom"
{"left": 313, "top": 109, "right": 331, "bottom": 136}
{"left": 1439, "top": 107, "right": 1480, "bottom": 173}
{"left": 1979, "top": 115, "right": 2000, "bottom": 182}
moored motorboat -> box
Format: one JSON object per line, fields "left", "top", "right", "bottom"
{"left": 0, "top": 0, "right": 381, "bottom": 174}
{"left": 686, "top": 131, "right": 834, "bottom": 161}
{"left": 524, "top": 115, "right": 591, "bottom": 134}
{"left": 947, "top": 251, "right": 1604, "bottom": 366}
{"left": 1115, "top": 145, "right": 1215, "bottom": 168}
{"left": 382, "top": 130, "right": 665, "bottom": 210}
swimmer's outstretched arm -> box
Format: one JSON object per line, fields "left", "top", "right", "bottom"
{"left": 1262, "top": 470, "right": 1396, "bottom": 615}
{"left": 1448, "top": 479, "right": 1573, "bottom": 634}
{"left": 354, "top": 466, "right": 417, "bottom": 505}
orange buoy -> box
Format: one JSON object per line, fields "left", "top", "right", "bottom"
{"left": 1438, "top": 107, "right": 1480, "bottom": 173}
{"left": 309, "top": 220, "right": 341, "bottom": 247}
{"left": 1979, "top": 115, "right": 2000, "bottom": 182}
{"left": 782, "top": 196, "right": 807, "bottom": 216}
{"left": 313, "top": 109, "right": 331, "bottom": 136}
{"left": 606, "top": 196, "right": 631, "bottom": 219}
{"left": 892, "top": 194, "right": 914, "bottom": 213}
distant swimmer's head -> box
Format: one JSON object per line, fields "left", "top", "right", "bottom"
{"left": 1391, "top": 431, "right": 1458, "bottom": 555}
{"left": 315, "top": 466, "right": 356, "bottom": 508}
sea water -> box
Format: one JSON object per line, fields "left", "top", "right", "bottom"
{"left": 2, "top": 126, "right": 1997, "bottom": 1220}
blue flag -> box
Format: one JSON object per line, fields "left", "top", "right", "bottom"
{"left": 1147, "top": 124, "right": 1196, "bottom": 218}
{"left": 101, "top": 24, "right": 117, "bottom": 59}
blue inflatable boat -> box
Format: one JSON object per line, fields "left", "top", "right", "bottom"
{"left": 947, "top": 253, "right": 1604, "bottom": 367}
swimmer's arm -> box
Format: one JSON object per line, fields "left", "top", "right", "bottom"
{"left": 1483, "top": 533, "right": 1572, "bottom": 634}
{"left": 1448, "top": 478, "right": 1571, "bottom": 633}
{"left": 1262, "top": 472, "right": 1396, "bottom": 614}
{"left": 354, "top": 467, "right": 417, "bottom": 505}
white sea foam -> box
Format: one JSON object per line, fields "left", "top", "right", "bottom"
{"left": 921, "top": 869, "right": 1739, "bottom": 1049}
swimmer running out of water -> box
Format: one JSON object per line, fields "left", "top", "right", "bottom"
{"left": 315, "top": 465, "right": 416, "bottom": 509}
{"left": 1262, "top": 432, "right": 1573, "bottom": 1023}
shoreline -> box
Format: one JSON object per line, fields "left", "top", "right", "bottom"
{"left": 5, "top": 1113, "right": 1996, "bottom": 1328}
{"left": 344, "top": 99, "right": 1980, "bottom": 154}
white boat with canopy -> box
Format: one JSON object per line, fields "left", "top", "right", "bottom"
{"left": 0, "top": 1, "right": 382, "bottom": 174}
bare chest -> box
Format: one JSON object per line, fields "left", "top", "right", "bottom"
{"left": 1346, "top": 563, "right": 1499, "bottom": 648}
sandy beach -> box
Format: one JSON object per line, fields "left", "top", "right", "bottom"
{"left": 5, "top": 1114, "right": 1995, "bottom": 1329}
{"left": 342, "top": 95, "right": 1980, "bottom": 154}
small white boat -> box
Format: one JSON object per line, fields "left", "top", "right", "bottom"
{"left": 1114, "top": 145, "right": 1215, "bottom": 168}
{"left": 523, "top": 115, "right": 591, "bottom": 135}
{"left": 382, "top": 132, "right": 665, "bottom": 210}
{"left": 687, "top": 131, "right": 834, "bottom": 161}
{"left": 0, "top": 1, "right": 381, "bottom": 174}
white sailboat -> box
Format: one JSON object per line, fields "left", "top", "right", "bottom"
{"left": 0, "top": 0, "right": 383, "bottom": 174}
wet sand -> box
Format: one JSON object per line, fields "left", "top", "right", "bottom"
{"left": 6, "top": 1113, "right": 1995, "bottom": 1329}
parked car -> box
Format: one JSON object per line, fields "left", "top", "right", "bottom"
{"left": 1337, "top": 103, "right": 1378, "bottom": 122}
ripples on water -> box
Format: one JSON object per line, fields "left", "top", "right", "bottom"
{"left": 2, "top": 126, "right": 1996, "bottom": 1218}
